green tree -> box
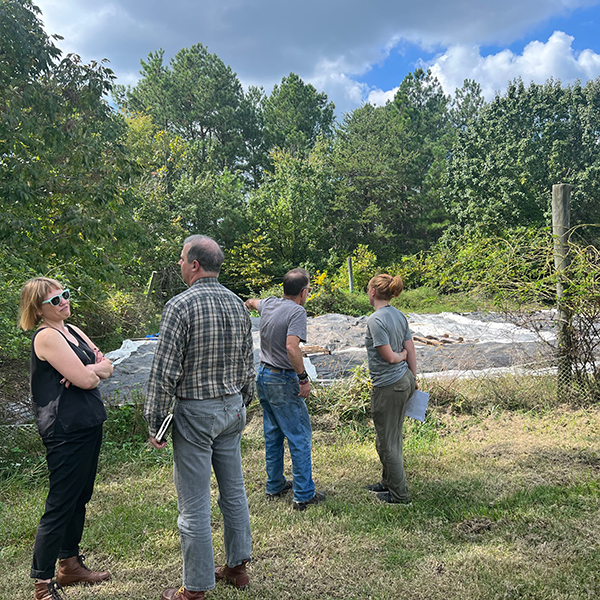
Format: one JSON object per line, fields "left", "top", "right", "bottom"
{"left": 263, "top": 72, "right": 335, "bottom": 157}
{"left": 443, "top": 78, "right": 600, "bottom": 235}
{"left": 247, "top": 146, "right": 334, "bottom": 272}
{"left": 0, "top": 0, "right": 60, "bottom": 81}
{"left": 1, "top": 0, "right": 135, "bottom": 281}
{"left": 392, "top": 68, "right": 453, "bottom": 244}
{"left": 450, "top": 78, "right": 486, "bottom": 131}
{"left": 0, "top": 0, "right": 149, "bottom": 354}
{"left": 118, "top": 44, "right": 248, "bottom": 173}
{"left": 328, "top": 69, "right": 452, "bottom": 263}
{"left": 238, "top": 85, "right": 269, "bottom": 188}
{"left": 328, "top": 103, "right": 413, "bottom": 261}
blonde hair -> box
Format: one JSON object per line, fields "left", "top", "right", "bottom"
{"left": 368, "top": 273, "right": 403, "bottom": 301}
{"left": 19, "top": 277, "right": 64, "bottom": 330}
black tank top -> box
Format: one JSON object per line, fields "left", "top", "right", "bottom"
{"left": 30, "top": 325, "right": 107, "bottom": 437}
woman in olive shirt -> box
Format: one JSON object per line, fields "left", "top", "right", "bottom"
{"left": 365, "top": 273, "right": 417, "bottom": 505}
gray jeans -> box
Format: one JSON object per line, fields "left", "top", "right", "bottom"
{"left": 172, "top": 394, "right": 251, "bottom": 592}
{"left": 371, "top": 370, "right": 416, "bottom": 502}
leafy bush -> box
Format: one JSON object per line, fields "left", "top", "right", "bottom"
{"left": 305, "top": 271, "right": 372, "bottom": 316}
{"left": 392, "top": 286, "right": 486, "bottom": 314}
{"left": 332, "top": 244, "right": 378, "bottom": 292}
{"left": 76, "top": 288, "right": 160, "bottom": 352}
{"left": 0, "top": 255, "right": 38, "bottom": 359}
{"left": 0, "top": 425, "right": 46, "bottom": 482}
{"left": 103, "top": 390, "right": 149, "bottom": 445}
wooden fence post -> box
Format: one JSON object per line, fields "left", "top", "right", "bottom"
{"left": 146, "top": 270, "right": 158, "bottom": 303}
{"left": 552, "top": 183, "right": 572, "bottom": 394}
{"left": 347, "top": 257, "right": 354, "bottom": 293}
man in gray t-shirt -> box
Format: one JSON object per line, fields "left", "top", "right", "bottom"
{"left": 245, "top": 269, "right": 325, "bottom": 511}
{"left": 255, "top": 297, "right": 307, "bottom": 371}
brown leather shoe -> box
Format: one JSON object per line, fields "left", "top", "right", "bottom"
{"left": 215, "top": 559, "right": 249, "bottom": 588}
{"left": 33, "top": 580, "right": 66, "bottom": 600}
{"left": 56, "top": 555, "right": 110, "bottom": 586}
{"left": 161, "top": 586, "right": 205, "bottom": 600}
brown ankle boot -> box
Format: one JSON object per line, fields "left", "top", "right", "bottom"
{"left": 161, "top": 586, "right": 205, "bottom": 600}
{"left": 214, "top": 559, "right": 249, "bottom": 588}
{"left": 33, "top": 580, "right": 66, "bottom": 600}
{"left": 56, "top": 555, "right": 110, "bottom": 587}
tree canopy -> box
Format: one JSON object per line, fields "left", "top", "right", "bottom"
{"left": 3, "top": 0, "right": 600, "bottom": 357}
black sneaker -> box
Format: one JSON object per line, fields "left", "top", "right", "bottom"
{"left": 266, "top": 480, "right": 293, "bottom": 500}
{"left": 366, "top": 482, "right": 388, "bottom": 493}
{"left": 293, "top": 491, "right": 326, "bottom": 511}
{"left": 375, "top": 491, "right": 412, "bottom": 505}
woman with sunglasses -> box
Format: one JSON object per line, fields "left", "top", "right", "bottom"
{"left": 19, "top": 277, "right": 113, "bottom": 600}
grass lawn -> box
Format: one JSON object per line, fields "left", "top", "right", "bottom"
{"left": 1, "top": 401, "right": 599, "bottom": 600}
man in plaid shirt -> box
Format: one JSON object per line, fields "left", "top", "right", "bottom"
{"left": 144, "top": 235, "right": 254, "bottom": 600}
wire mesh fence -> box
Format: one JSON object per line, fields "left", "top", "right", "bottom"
{"left": 2, "top": 306, "right": 599, "bottom": 479}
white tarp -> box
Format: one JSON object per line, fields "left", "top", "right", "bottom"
{"left": 407, "top": 311, "right": 556, "bottom": 345}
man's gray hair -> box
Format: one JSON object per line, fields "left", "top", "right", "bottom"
{"left": 283, "top": 268, "right": 310, "bottom": 297}
{"left": 184, "top": 235, "right": 225, "bottom": 274}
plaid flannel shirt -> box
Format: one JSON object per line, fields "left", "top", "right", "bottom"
{"left": 144, "top": 278, "right": 255, "bottom": 437}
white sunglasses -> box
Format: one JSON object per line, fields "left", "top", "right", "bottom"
{"left": 42, "top": 289, "right": 71, "bottom": 306}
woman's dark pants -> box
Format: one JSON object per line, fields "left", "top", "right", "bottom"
{"left": 30, "top": 424, "right": 103, "bottom": 579}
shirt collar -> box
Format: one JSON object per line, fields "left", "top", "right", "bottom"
{"left": 191, "top": 276, "right": 219, "bottom": 286}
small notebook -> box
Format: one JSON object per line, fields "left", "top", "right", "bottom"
{"left": 406, "top": 390, "right": 430, "bottom": 422}
{"left": 155, "top": 413, "right": 173, "bottom": 443}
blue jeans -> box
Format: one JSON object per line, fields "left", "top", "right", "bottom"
{"left": 256, "top": 365, "right": 315, "bottom": 502}
{"left": 172, "top": 394, "right": 251, "bottom": 592}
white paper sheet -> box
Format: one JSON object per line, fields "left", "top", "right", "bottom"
{"left": 405, "top": 390, "right": 430, "bottom": 422}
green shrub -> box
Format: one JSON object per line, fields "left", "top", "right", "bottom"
{"left": 0, "top": 425, "right": 46, "bottom": 482}
{"left": 392, "top": 286, "right": 486, "bottom": 313}
{"left": 332, "top": 244, "right": 378, "bottom": 292}
{"left": 305, "top": 286, "right": 371, "bottom": 317}
{"left": 76, "top": 288, "right": 160, "bottom": 351}
{"left": 0, "top": 256, "right": 37, "bottom": 359}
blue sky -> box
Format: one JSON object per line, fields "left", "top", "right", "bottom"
{"left": 33, "top": 0, "right": 600, "bottom": 115}
{"left": 359, "top": 4, "right": 600, "bottom": 92}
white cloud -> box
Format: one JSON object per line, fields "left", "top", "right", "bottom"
{"left": 367, "top": 87, "right": 400, "bottom": 107}
{"left": 308, "top": 58, "right": 371, "bottom": 115}
{"left": 426, "top": 31, "right": 600, "bottom": 99}
{"left": 33, "top": 0, "right": 600, "bottom": 112}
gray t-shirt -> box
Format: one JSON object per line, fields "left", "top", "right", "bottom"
{"left": 257, "top": 297, "right": 307, "bottom": 370}
{"left": 366, "top": 305, "right": 412, "bottom": 387}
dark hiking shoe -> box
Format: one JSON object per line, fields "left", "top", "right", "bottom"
{"left": 375, "top": 491, "right": 412, "bottom": 505}
{"left": 366, "top": 482, "right": 388, "bottom": 493}
{"left": 293, "top": 491, "right": 326, "bottom": 511}
{"left": 266, "top": 480, "right": 293, "bottom": 500}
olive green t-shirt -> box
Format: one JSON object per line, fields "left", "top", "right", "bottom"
{"left": 366, "top": 305, "right": 412, "bottom": 387}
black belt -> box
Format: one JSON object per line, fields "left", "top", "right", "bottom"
{"left": 261, "top": 362, "right": 295, "bottom": 374}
